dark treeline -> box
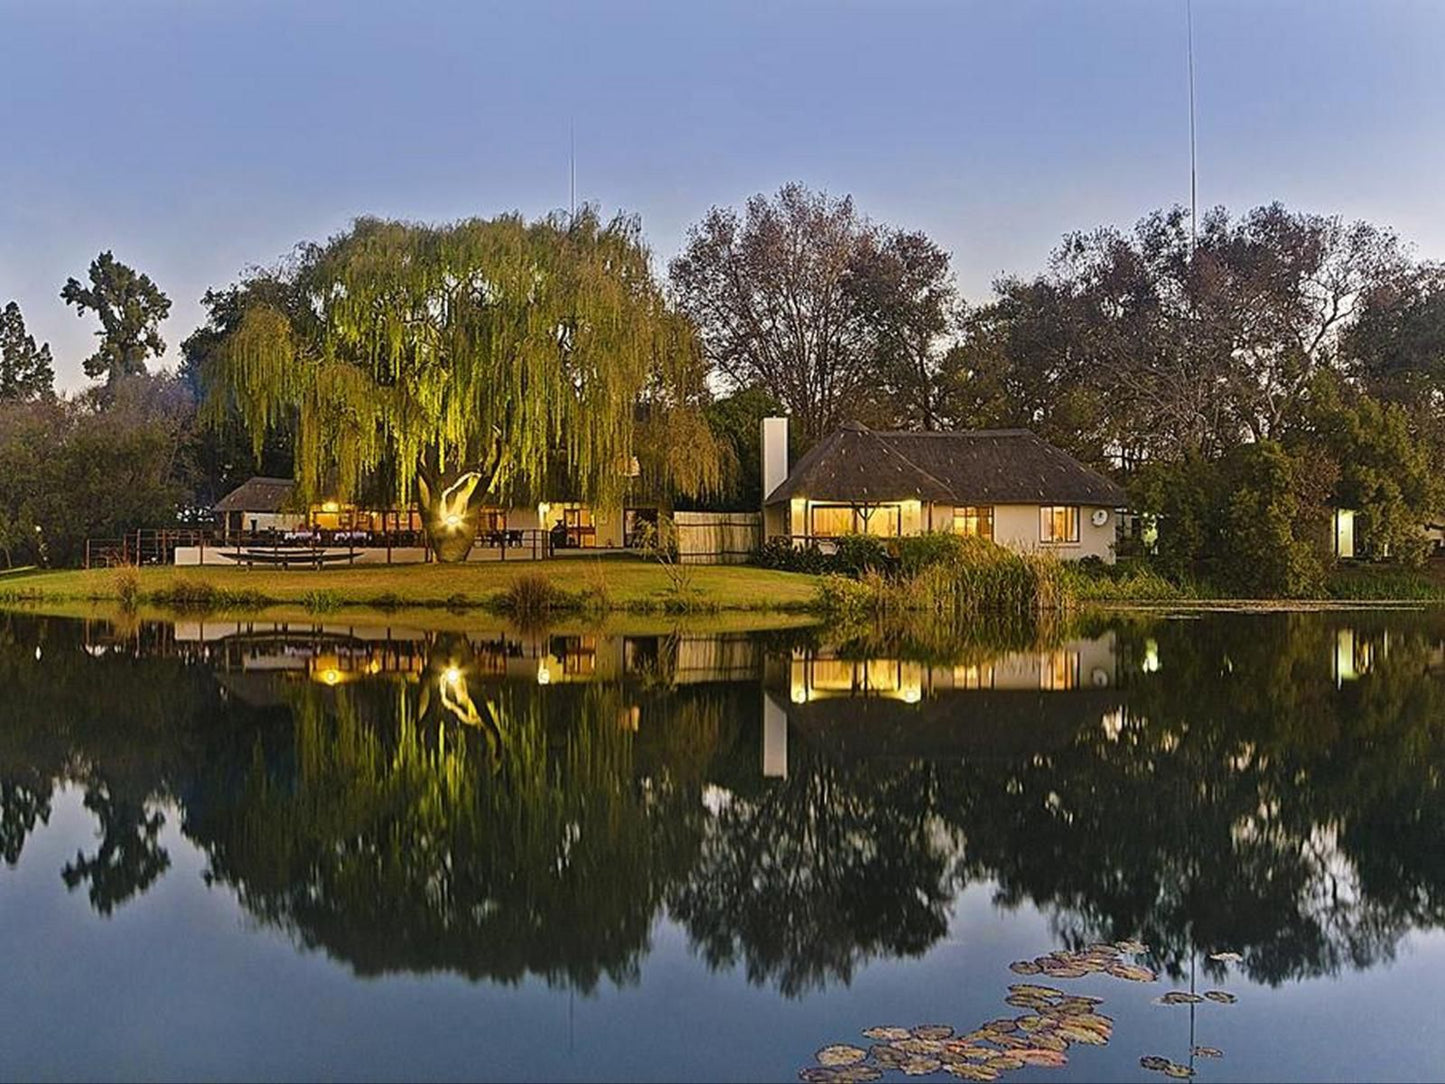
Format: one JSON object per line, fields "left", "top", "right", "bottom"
{"left": 4, "top": 191, "right": 1444, "bottom": 583}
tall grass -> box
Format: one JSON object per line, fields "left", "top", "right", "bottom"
{"left": 499, "top": 572, "right": 575, "bottom": 623}
{"left": 813, "top": 535, "right": 1073, "bottom": 620}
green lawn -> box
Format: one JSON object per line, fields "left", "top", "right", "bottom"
{"left": 0, "top": 557, "right": 824, "bottom": 613}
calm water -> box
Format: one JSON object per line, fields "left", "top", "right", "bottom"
{"left": 2, "top": 609, "right": 1444, "bottom": 1082}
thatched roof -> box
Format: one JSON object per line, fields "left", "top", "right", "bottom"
{"left": 213, "top": 476, "right": 297, "bottom": 513}
{"left": 764, "top": 423, "right": 1126, "bottom": 507}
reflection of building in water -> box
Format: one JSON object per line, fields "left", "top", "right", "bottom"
{"left": 763, "top": 633, "right": 1124, "bottom": 775}
{"left": 780, "top": 635, "right": 1118, "bottom": 705}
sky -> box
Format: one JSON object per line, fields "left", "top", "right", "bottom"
{"left": 3, "top": 0, "right": 1444, "bottom": 392}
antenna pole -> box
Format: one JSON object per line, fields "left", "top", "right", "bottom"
{"left": 569, "top": 120, "right": 576, "bottom": 221}
{"left": 1187, "top": 0, "right": 1198, "bottom": 252}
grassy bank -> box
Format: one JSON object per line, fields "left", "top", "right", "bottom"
{"left": 0, "top": 558, "right": 823, "bottom": 618}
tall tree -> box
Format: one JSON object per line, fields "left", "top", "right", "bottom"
{"left": 670, "top": 184, "right": 879, "bottom": 445}
{"left": 61, "top": 251, "right": 171, "bottom": 386}
{"left": 0, "top": 301, "right": 55, "bottom": 401}
{"left": 204, "top": 210, "right": 719, "bottom": 560}
{"left": 845, "top": 228, "right": 958, "bottom": 430}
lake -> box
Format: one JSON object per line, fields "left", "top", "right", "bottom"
{"left": 2, "top": 608, "right": 1444, "bottom": 1082}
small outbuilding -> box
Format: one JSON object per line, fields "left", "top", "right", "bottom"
{"left": 212, "top": 477, "right": 305, "bottom": 540}
{"left": 761, "top": 419, "right": 1128, "bottom": 562}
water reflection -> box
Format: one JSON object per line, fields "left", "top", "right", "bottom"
{"left": 2, "top": 611, "right": 1444, "bottom": 1001}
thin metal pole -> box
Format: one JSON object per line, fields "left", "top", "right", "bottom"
{"left": 1187, "top": 0, "right": 1198, "bottom": 252}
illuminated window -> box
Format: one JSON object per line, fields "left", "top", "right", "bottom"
{"left": 1040, "top": 506, "right": 1080, "bottom": 543}
{"left": 953, "top": 506, "right": 995, "bottom": 540}
{"left": 810, "top": 504, "right": 901, "bottom": 537}
{"left": 952, "top": 663, "right": 995, "bottom": 689}
{"left": 1040, "top": 650, "right": 1081, "bottom": 690}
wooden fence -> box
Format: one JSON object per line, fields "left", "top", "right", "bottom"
{"left": 674, "top": 511, "right": 761, "bottom": 565}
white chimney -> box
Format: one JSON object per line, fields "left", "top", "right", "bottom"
{"left": 760, "top": 416, "right": 788, "bottom": 507}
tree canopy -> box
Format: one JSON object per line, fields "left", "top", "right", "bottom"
{"left": 203, "top": 210, "right": 719, "bottom": 518}
{"left": 61, "top": 251, "right": 172, "bottom": 386}
{"left": 0, "top": 301, "right": 55, "bottom": 402}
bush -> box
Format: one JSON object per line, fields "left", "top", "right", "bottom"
{"left": 832, "top": 534, "right": 896, "bottom": 576}
{"left": 112, "top": 565, "right": 141, "bottom": 610}
{"left": 499, "top": 573, "right": 569, "bottom": 622}
{"left": 895, "top": 532, "right": 967, "bottom": 575}
{"left": 300, "top": 588, "right": 342, "bottom": 614}
{"left": 755, "top": 537, "right": 836, "bottom": 574}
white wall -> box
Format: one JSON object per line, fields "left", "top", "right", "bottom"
{"left": 984, "top": 504, "right": 1116, "bottom": 563}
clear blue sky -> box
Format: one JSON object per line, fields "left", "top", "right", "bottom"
{"left": 3, "top": 0, "right": 1443, "bottom": 391}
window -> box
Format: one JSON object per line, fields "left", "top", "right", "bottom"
{"left": 810, "top": 504, "right": 901, "bottom": 537}
{"left": 1040, "top": 505, "right": 1080, "bottom": 544}
{"left": 1040, "top": 650, "right": 1081, "bottom": 690}
{"left": 810, "top": 505, "right": 855, "bottom": 538}
{"left": 953, "top": 506, "right": 994, "bottom": 540}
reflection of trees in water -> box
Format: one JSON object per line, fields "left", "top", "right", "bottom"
{"left": 4, "top": 611, "right": 1445, "bottom": 996}
{"left": 669, "top": 757, "right": 957, "bottom": 997}
{"left": 187, "top": 670, "right": 730, "bottom": 992}
{"left": 943, "top": 614, "right": 1445, "bottom": 987}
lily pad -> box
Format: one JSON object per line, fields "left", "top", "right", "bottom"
{"left": 945, "top": 1066, "right": 1000, "bottom": 1083}
{"left": 870, "top": 1045, "right": 907, "bottom": 1068}
{"left": 911, "top": 1024, "right": 954, "bottom": 1040}
{"left": 1055, "top": 1024, "right": 1108, "bottom": 1046}
{"left": 1115, "top": 939, "right": 1148, "bottom": 954}
{"left": 1139, "top": 1055, "right": 1172, "bottom": 1071}
{"left": 1208, "top": 951, "right": 1242, "bottom": 963}
{"left": 816, "top": 1044, "right": 868, "bottom": 1067}
{"left": 1163, "top": 1064, "right": 1195, "bottom": 1079}
{"left": 862, "top": 1026, "right": 911, "bottom": 1042}
{"left": 900, "top": 1057, "right": 943, "bottom": 1076}
{"left": 1009, "top": 983, "right": 1065, "bottom": 999}
{"left": 1203, "top": 990, "right": 1237, "bottom": 1004}
{"left": 1193, "top": 1046, "right": 1224, "bottom": 1058}
{"left": 1153, "top": 991, "right": 1204, "bottom": 1005}
{"left": 1040, "top": 965, "right": 1089, "bottom": 979}
{"left": 1016, "top": 1049, "right": 1069, "bottom": 1067}
{"left": 1009, "top": 960, "right": 1043, "bottom": 975}
{"left": 834, "top": 1069, "right": 883, "bottom": 1083}
{"left": 984, "top": 1054, "right": 1025, "bottom": 1070}
{"left": 892, "top": 1038, "right": 946, "bottom": 1057}
{"left": 1107, "top": 963, "right": 1157, "bottom": 982}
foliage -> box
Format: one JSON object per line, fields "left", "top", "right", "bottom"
{"left": 1296, "top": 371, "right": 1442, "bottom": 563}
{"left": 671, "top": 184, "right": 890, "bottom": 444}
{"left": 499, "top": 572, "right": 573, "bottom": 622}
{"left": 112, "top": 566, "right": 141, "bottom": 611}
{"left": 0, "top": 376, "right": 192, "bottom": 566}
{"left": 945, "top": 203, "right": 1408, "bottom": 465}
{"left": 202, "top": 210, "right": 719, "bottom": 521}
{"left": 0, "top": 301, "right": 55, "bottom": 402}
{"left": 61, "top": 251, "right": 172, "bottom": 387}
{"left": 697, "top": 385, "right": 788, "bottom": 509}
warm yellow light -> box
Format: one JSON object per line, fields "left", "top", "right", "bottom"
{"left": 322, "top": 501, "right": 340, "bottom": 513}
{"left": 444, "top": 513, "right": 462, "bottom": 529}
{"left": 537, "top": 502, "right": 551, "bottom": 519}
{"left": 322, "top": 668, "right": 340, "bottom": 686}
{"left": 536, "top": 663, "right": 551, "bottom": 685}
{"left": 443, "top": 666, "right": 461, "bottom": 685}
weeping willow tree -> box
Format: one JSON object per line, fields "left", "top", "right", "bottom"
{"left": 203, "top": 209, "right": 722, "bottom": 560}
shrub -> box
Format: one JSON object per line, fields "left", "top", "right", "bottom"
{"left": 499, "top": 573, "right": 569, "bottom": 622}
{"left": 112, "top": 565, "right": 141, "bottom": 611}
{"left": 366, "top": 591, "right": 404, "bottom": 611}
{"left": 756, "top": 537, "right": 834, "bottom": 574}
{"left": 895, "top": 532, "right": 966, "bottom": 575}
{"left": 832, "top": 534, "right": 895, "bottom": 576}
{"left": 300, "top": 588, "right": 342, "bottom": 614}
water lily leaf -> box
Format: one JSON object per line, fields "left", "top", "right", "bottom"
{"left": 1208, "top": 951, "right": 1242, "bottom": 963}
{"left": 799, "top": 1069, "right": 842, "bottom": 1083}
{"left": 1163, "top": 1063, "right": 1195, "bottom": 1079}
{"left": 911, "top": 1024, "right": 954, "bottom": 1040}
{"left": 1016, "top": 1049, "right": 1069, "bottom": 1067}
{"left": 1107, "top": 963, "right": 1157, "bottom": 982}
{"left": 1005, "top": 994, "right": 1050, "bottom": 1010}
{"left": 834, "top": 1068, "right": 883, "bottom": 1083}
{"left": 871, "top": 1045, "right": 907, "bottom": 1068}
{"left": 892, "top": 1038, "right": 946, "bottom": 1056}
{"left": 991, "top": 1034, "right": 1030, "bottom": 1050}
{"left": 1203, "top": 990, "right": 1237, "bottom": 1004}
{"left": 1055, "top": 1024, "right": 1108, "bottom": 1045}
{"left": 900, "top": 1057, "right": 942, "bottom": 1076}
{"left": 816, "top": 1044, "right": 868, "bottom": 1067}
{"left": 1009, "top": 983, "right": 1065, "bottom": 999}
{"left": 984, "top": 1054, "right": 1025, "bottom": 1070}
{"left": 983, "top": 1018, "right": 1019, "bottom": 1034}
{"left": 1139, "top": 1055, "right": 1172, "bottom": 1071}
{"left": 945, "top": 1066, "right": 1000, "bottom": 1082}
{"left": 1193, "top": 1046, "right": 1224, "bottom": 1058}
{"left": 1153, "top": 991, "right": 1204, "bottom": 1005}
{"left": 1009, "top": 960, "right": 1042, "bottom": 974}
{"left": 1040, "top": 965, "right": 1089, "bottom": 979}
{"left": 862, "top": 1026, "right": 911, "bottom": 1041}
{"left": 1023, "top": 1033, "right": 1067, "bottom": 1053}
{"left": 1115, "top": 939, "right": 1148, "bottom": 955}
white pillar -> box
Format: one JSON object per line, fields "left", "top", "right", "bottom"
{"left": 760, "top": 416, "right": 789, "bottom": 507}
{"left": 762, "top": 691, "right": 788, "bottom": 779}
